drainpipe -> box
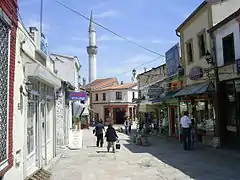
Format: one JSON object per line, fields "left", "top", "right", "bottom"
{"left": 63, "top": 83, "right": 66, "bottom": 145}
{"left": 53, "top": 91, "right": 57, "bottom": 157}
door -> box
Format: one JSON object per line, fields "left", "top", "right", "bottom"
{"left": 40, "top": 102, "right": 47, "bottom": 166}
{"left": 170, "top": 106, "right": 178, "bottom": 137}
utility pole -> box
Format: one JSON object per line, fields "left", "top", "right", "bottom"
{"left": 40, "top": 0, "right": 43, "bottom": 35}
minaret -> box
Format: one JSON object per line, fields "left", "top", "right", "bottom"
{"left": 87, "top": 11, "right": 98, "bottom": 83}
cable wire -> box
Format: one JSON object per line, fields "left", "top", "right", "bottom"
{"left": 116, "top": 56, "right": 164, "bottom": 77}
{"left": 56, "top": 1, "right": 165, "bottom": 57}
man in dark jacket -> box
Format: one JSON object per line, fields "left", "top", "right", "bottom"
{"left": 105, "top": 124, "right": 118, "bottom": 153}
{"left": 93, "top": 119, "right": 105, "bottom": 147}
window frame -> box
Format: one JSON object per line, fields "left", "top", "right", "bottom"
{"left": 197, "top": 30, "right": 206, "bottom": 58}
{"left": 222, "top": 33, "right": 235, "bottom": 65}
{"left": 103, "top": 93, "right": 106, "bottom": 101}
{"left": 185, "top": 39, "right": 194, "bottom": 64}
{"left": 116, "top": 91, "right": 122, "bottom": 100}
{"left": 95, "top": 93, "right": 98, "bottom": 101}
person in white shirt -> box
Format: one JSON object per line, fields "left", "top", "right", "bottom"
{"left": 180, "top": 111, "right": 192, "bottom": 151}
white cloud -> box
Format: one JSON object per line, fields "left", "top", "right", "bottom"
{"left": 95, "top": 10, "right": 118, "bottom": 18}
{"left": 26, "top": 19, "right": 52, "bottom": 33}
{"left": 52, "top": 45, "right": 85, "bottom": 56}
{"left": 71, "top": 37, "right": 88, "bottom": 42}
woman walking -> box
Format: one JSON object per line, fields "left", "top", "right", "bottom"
{"left": 105, "top": 124, "right": 118, "bottom": 153}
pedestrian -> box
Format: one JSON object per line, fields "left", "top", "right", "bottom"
{"left": 124, "top": 118, "right": 129, "bottom": 135}
{"left": 128, "top": 118, "right": 132, "bottom": 134}
{"left": 105, "top": 124, "right": 118, "bottom": 153}
{"left": 93, "top": 119, "right": 105, "bottom": 147}
{"left": 180, "top": 111, "right": 192, "bottom": 151}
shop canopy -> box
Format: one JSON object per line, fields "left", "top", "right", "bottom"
{"left": 151, "top": 91, "right": 178, "bottom": 104}
{"left": 173, "top": 82, "right": 215, "bottom": 97}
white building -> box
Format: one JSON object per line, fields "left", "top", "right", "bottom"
{"left": 5, "top": 23, "right": 61, "bottom": 180}
{"left": 90, "top": 80, "right": 138, "bottom": 124}
{"left": 49, "top": 53, "right": 81, "bottom": 151}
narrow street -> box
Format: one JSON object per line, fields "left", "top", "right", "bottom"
{"left": 51, "top": 128, "right": 240, "bottom": 180}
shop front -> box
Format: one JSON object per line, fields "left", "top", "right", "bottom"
{"left": 220, "top": 79, "right": 240, "bottom": 148}
{"left": 24, "top": 63, "right": 61, "bottom": 176}
{"left": 104, "top": 105, "right": 128, "bottom": 125}
{"left": 174, "top": 82, "right": 215, "bottom": 146}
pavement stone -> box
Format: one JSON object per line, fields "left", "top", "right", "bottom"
{"left": 51, "top": 128, "right": 240, "bottom": 180}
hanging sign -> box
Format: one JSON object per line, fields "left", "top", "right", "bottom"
{"left": 189, "top": 67, "right": 203, "bottom": 80}
{"left": 69, "top": 92, "right": 87, "bottom": 101}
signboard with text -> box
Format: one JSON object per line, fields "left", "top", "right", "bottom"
{"left": 165, "top": 43, "right": 180, "bottom": 77}
{"left": 69, "top": 92, "right": 87, "bottom": 101}
{"left": 40, "top": 33, "right": 48, "bottom": 55}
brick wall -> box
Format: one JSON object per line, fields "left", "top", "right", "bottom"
{"left": 0, "top": 0, "right": 18, "bottom": 176}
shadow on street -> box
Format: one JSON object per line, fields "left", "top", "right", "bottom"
{"left": 122, "top": 132, "right": 240, "bottom": 180}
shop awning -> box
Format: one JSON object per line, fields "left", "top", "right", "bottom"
{"left": 151, "top": 91, "right": 178, "bottom": 104}
{"left": 25, "top": 63, "right": 61, "bottom": 88}
{"left": 173, "top": 82, "right": 215, "bottom": 97}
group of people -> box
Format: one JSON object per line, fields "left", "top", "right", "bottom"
{"left": 124, "top": 118, "right": 132, "bottom": 135}
{"left": 93, "top": 119, "right": 118, "bottom": 153}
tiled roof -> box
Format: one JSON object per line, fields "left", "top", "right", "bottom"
{"left": 95, "top": 83, "right": 137, "bottom": 91}
{"left": 85, "top": 77, "right": 118, "bottom": 90}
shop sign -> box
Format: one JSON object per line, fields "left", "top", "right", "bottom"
{"left": 189, "top": 67, "right": 203, "bottom": 80}
{"left": 165, "top": 43, "right": 180, "bottom": 77}
{"left": 69, "top": 92, "right": 87, "bottom": 101}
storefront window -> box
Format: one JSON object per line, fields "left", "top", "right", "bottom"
{"left": 196, "top": 100, "right": 214, "bottom": 131}
{"left": 226, "top": 81, "right": 237, "bottom": 126}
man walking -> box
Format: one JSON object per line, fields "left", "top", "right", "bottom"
{"left": 180, "top": 111, "right": 192, "bottom": 151}
{"left": 93, "top": 119, "right": 105, "bottom": 147}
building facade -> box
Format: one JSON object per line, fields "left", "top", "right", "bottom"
{"left": 0, "top": 0, "right": 18, "bottom": 178}
{"left": 50, "top": 53, "right": 81, "bottom": 151}
{"left": 92, "top": 83, "right": 138, "bottom": 124}
{"left": 208, "top": 8, "right": 240, "bottom": 148}
{"left": 174, "top": 0, "right": 240, "bottom": 147}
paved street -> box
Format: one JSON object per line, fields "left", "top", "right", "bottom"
{"left": 51, "top": 128, "right": 240, "bottom": 180}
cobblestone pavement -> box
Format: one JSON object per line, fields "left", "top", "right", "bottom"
{"left": 51, "top": 128, "right": 240, "bottom": 180}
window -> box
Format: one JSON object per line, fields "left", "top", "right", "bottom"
{"left": 186, "top": 40, "right": 193, "bottom": 63}
{"left": 103, "top": 93, "right": 106, "bottom": 101}
{"left": 222, "top": 33, "right": 235, "bottom": 65}
{"left": 132, "top": 92, "right": 135, "bottom": 99}
{"left": 116, "top": 92, "right": 122, "bottom": 100}
{"left": 0, "top": 19, "right": 10, "bottom": 162}
{"left": 95, "top": 93, "right": 98, "bottom": 101}
{"left": 198, "top": 32, "right": 206, "bottom": 57}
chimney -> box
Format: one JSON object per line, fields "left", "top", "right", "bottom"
{"left": 121, "top": 81, "right": 123, "bottom": 85}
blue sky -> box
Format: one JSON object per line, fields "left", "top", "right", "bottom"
{"left": 19, "top": 0, "right": 203, "bottom": 83}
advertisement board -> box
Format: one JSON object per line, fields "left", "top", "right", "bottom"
{"left": 165, "top": 43, "right": 180, "bottom": 77}
{"left": 40, "top": 33, "right": 48, "bottom": 55}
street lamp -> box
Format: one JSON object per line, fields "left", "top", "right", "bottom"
{"left": 204, "top": 49, "right": 221, "bottom": 147}
{"left": 132, "top": 68, "right": 136, "bottom": 78}
{"left": 205, "top": 50, "right": 215, "bottom": 65}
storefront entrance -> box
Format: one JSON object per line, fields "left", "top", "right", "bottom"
{"left": 114, "top": 108, "right": 125, "bottom": 124}
{"left": 221, "top": 80, "right": 240, "bottom": 149}
{"left": 169, "top": 106, "right": 178, "bottom": 137}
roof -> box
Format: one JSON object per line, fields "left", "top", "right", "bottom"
{"left": 85, "top": 77, "right": 118, "bottom": 90}
{"left": 176, "top": 1, "right": 208, "bottom": 32}
{"left": 50, "top": 53, "right": 77, "bottom": 60}
{"left": 137, "top": 64, "right": 166, "bottom": 77}
{"left": 97, "top": 83, "right": 137, "bottom": 91}
{"left": 208, "top": 8, "right": 240, "bottom": 33}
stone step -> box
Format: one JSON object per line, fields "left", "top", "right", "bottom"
{"left": 26, "top": 168, "right": 51, "bottom": 180}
